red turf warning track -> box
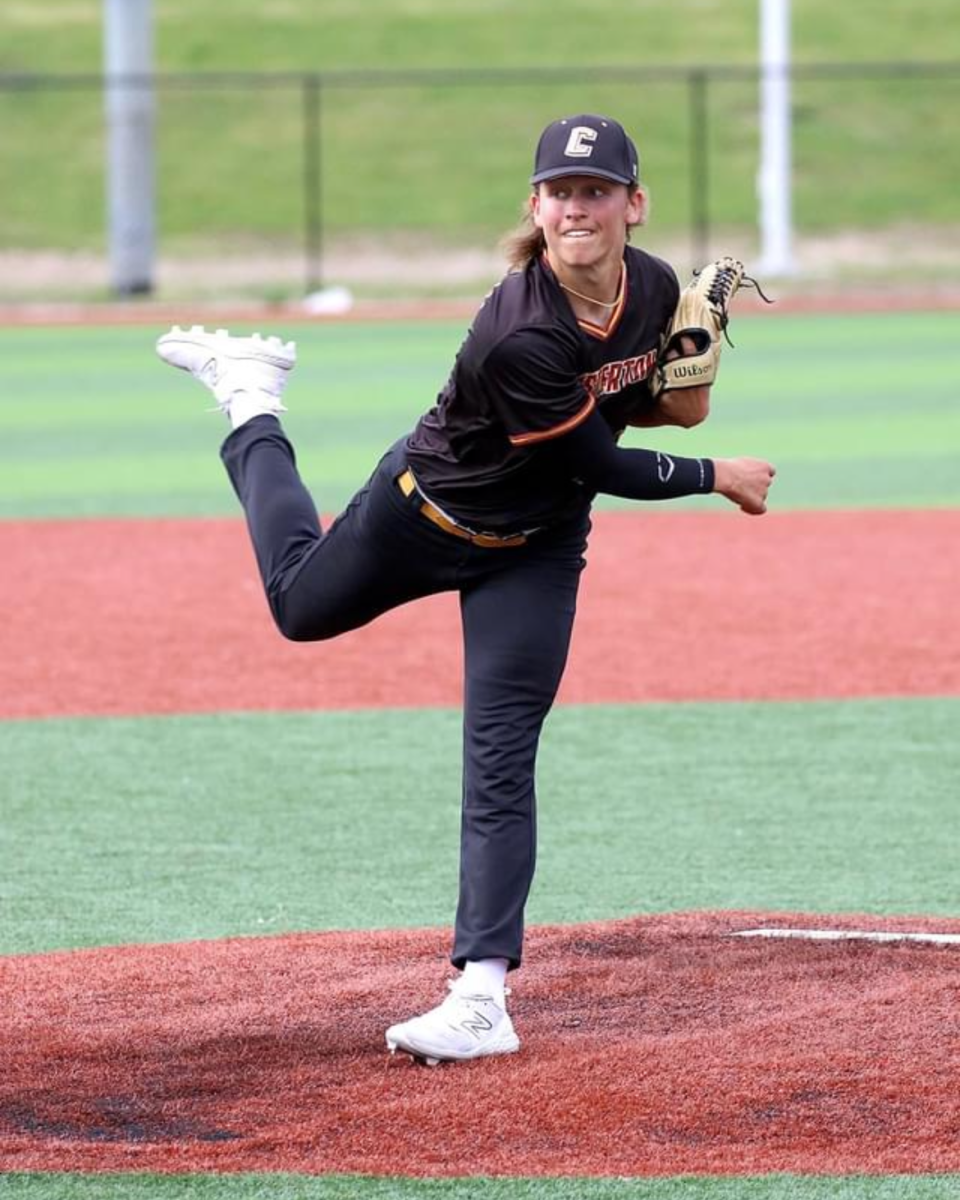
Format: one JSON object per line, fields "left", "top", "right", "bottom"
{"left": 2, "top": 508, "right": 958, "bottom": 719}
{"left": 2, "top": 911, "right": 960, "bottom": 1177}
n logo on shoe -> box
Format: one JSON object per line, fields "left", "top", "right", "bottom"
{"left": 459, "top": 1012, "right": 494, "bottom": 1040}
{"left": 198, "top": 357, "right": 225, "bottom": 387}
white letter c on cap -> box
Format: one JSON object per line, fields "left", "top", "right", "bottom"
{"left": 564, "top": 127, "right": 597, "bottom": 158}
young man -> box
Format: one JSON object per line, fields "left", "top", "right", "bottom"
{"left": 157, "top": 113, "right": 774, "bottom": 1066}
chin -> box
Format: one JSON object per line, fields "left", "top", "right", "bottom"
{"left": 557, "top": 245, "right": 601, "bottom": 268}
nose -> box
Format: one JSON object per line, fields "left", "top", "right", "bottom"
{"left": 562, "top": 191, "right": 589, "bottom": 220}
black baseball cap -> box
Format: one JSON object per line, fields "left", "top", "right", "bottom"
{"left": 531, "top": 114, "right": 640, "bottom": 186}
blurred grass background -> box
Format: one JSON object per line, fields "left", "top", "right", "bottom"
{"left": 0, "top": 0, "right": 958, "bottom": 298}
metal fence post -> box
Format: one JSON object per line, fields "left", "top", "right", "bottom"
{"left": 303, "top": 74, "right": 323, "bottom": 294}
{"left": 689, "top": 68, "right": 710, "bottom": 267}
{"left": 103, "top": 0, "right": 155, "bottom": 295}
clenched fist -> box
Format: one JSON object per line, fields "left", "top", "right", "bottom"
{"left": 712, "top": 457, "right": 777, "bottom": 515}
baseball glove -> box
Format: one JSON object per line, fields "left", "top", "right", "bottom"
{"left": 653, "top": 257, "right": 769, "bottom": 394}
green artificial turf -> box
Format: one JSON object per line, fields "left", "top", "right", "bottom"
{"left": 5, "top": 1174, "right": 960, "bottom": 1200}
{"left": 0, "top": 313, "right": 957, "bottom": 519}
{"left": 2, "top": 697, "right": 957, "bottom": 957}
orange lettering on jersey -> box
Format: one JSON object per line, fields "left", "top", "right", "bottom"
{"left": 580, "top": 348, "right": 657, "bottom": 399}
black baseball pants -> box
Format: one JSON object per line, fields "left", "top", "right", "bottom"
{"left": 221, "top": 416, "right": 590, "bottom": 969}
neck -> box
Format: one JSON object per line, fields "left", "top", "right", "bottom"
{"left": 548, "top": 255, "right": 624, "bottom": 324}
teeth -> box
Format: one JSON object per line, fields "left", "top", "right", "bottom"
{"left": 215, "top": 328, "right": 228, "bottom": 336}
{"left": 190, "top": 324, "right": 204, "bottom": 333}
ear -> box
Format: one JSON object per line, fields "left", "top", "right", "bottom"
{"left": 626, "top": 186, "right": 648, "bottom": 229}
{"left": 529, "top": 189, "right": 544, "bottom": 229}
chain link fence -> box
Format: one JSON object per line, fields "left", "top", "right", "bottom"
{"left": 1, "top": 62, "right": 958, "bottom": 301}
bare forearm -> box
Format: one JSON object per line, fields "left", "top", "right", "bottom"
{"left": 627, "top": 385, "right": 712, "bottom": 428}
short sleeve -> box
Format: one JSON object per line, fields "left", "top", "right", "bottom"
{"left": 480, "top": 326, "right": 594, "bottom": 447}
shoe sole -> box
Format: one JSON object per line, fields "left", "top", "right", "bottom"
{"left": 386, "top": 1032, "right": 520, "bottom": 1067}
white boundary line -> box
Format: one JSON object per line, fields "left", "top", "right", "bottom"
{"left": 731, "top": 927, "right": 960, "bottom": 945}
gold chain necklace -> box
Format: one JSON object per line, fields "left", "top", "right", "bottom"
{"left": 558, "top": 265, "right": 625, "bottom": 310}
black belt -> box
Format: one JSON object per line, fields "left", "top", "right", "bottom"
{"left": 397, "top": 469, "right": 528, "bottom": 548}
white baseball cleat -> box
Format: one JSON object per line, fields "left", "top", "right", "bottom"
{"left": 156, "top": 325, "right": 296, "bottom": 423}
{"left": 386, "top": 981, "right": 520, "bottom": 1066}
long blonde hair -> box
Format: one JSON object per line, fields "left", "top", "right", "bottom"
{"left": 500, "top": 184, "right": 648, "bottom": 271}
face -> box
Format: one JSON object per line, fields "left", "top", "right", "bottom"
{"left": 530, "top": 176, "right": 644, "bottom": 274}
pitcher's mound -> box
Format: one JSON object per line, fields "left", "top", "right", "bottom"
{"left": 3, "top": 911, "right": 959, "bottom": 1177}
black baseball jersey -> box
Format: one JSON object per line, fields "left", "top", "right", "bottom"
{"left": 405, "top": 246, "right": 679, "bottom": 531}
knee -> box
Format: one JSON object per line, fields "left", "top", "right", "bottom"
{"left": 276, "top": 617, "right": 322, "bottom": 643}
{"left": 269, "top": 594, "right": 335, "bottom": 642}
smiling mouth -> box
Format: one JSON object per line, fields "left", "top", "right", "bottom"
{"left": 563, "top": 230, "right": 594, "bottom": 238}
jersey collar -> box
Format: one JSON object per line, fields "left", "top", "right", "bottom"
{"left": 542, "top": 254, "right": 628, "bottom": 342}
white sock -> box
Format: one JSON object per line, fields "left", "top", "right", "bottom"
{"left": 227, "top": 390, "right": 277, "bottom": 430}
{"left": 459, "top": 958, "right": 509, "bottom": 1003}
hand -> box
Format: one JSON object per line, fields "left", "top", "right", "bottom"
{"left": 663, "top": 333, "right": 704, "bottom": 363}
{"left": 712, "top": 457, "right": 777, "bottom": 515}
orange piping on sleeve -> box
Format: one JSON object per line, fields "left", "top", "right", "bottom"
{"left": 507, "top": 393, "right": 596, "bottom": 447}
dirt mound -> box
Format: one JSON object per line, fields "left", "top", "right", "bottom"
{"left": 3, "top": 911, "right": 959, "bottom": 1177}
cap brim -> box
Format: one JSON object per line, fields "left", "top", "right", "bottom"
{"left": 530, "top": 166, "right": 636, "bottom": 186}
